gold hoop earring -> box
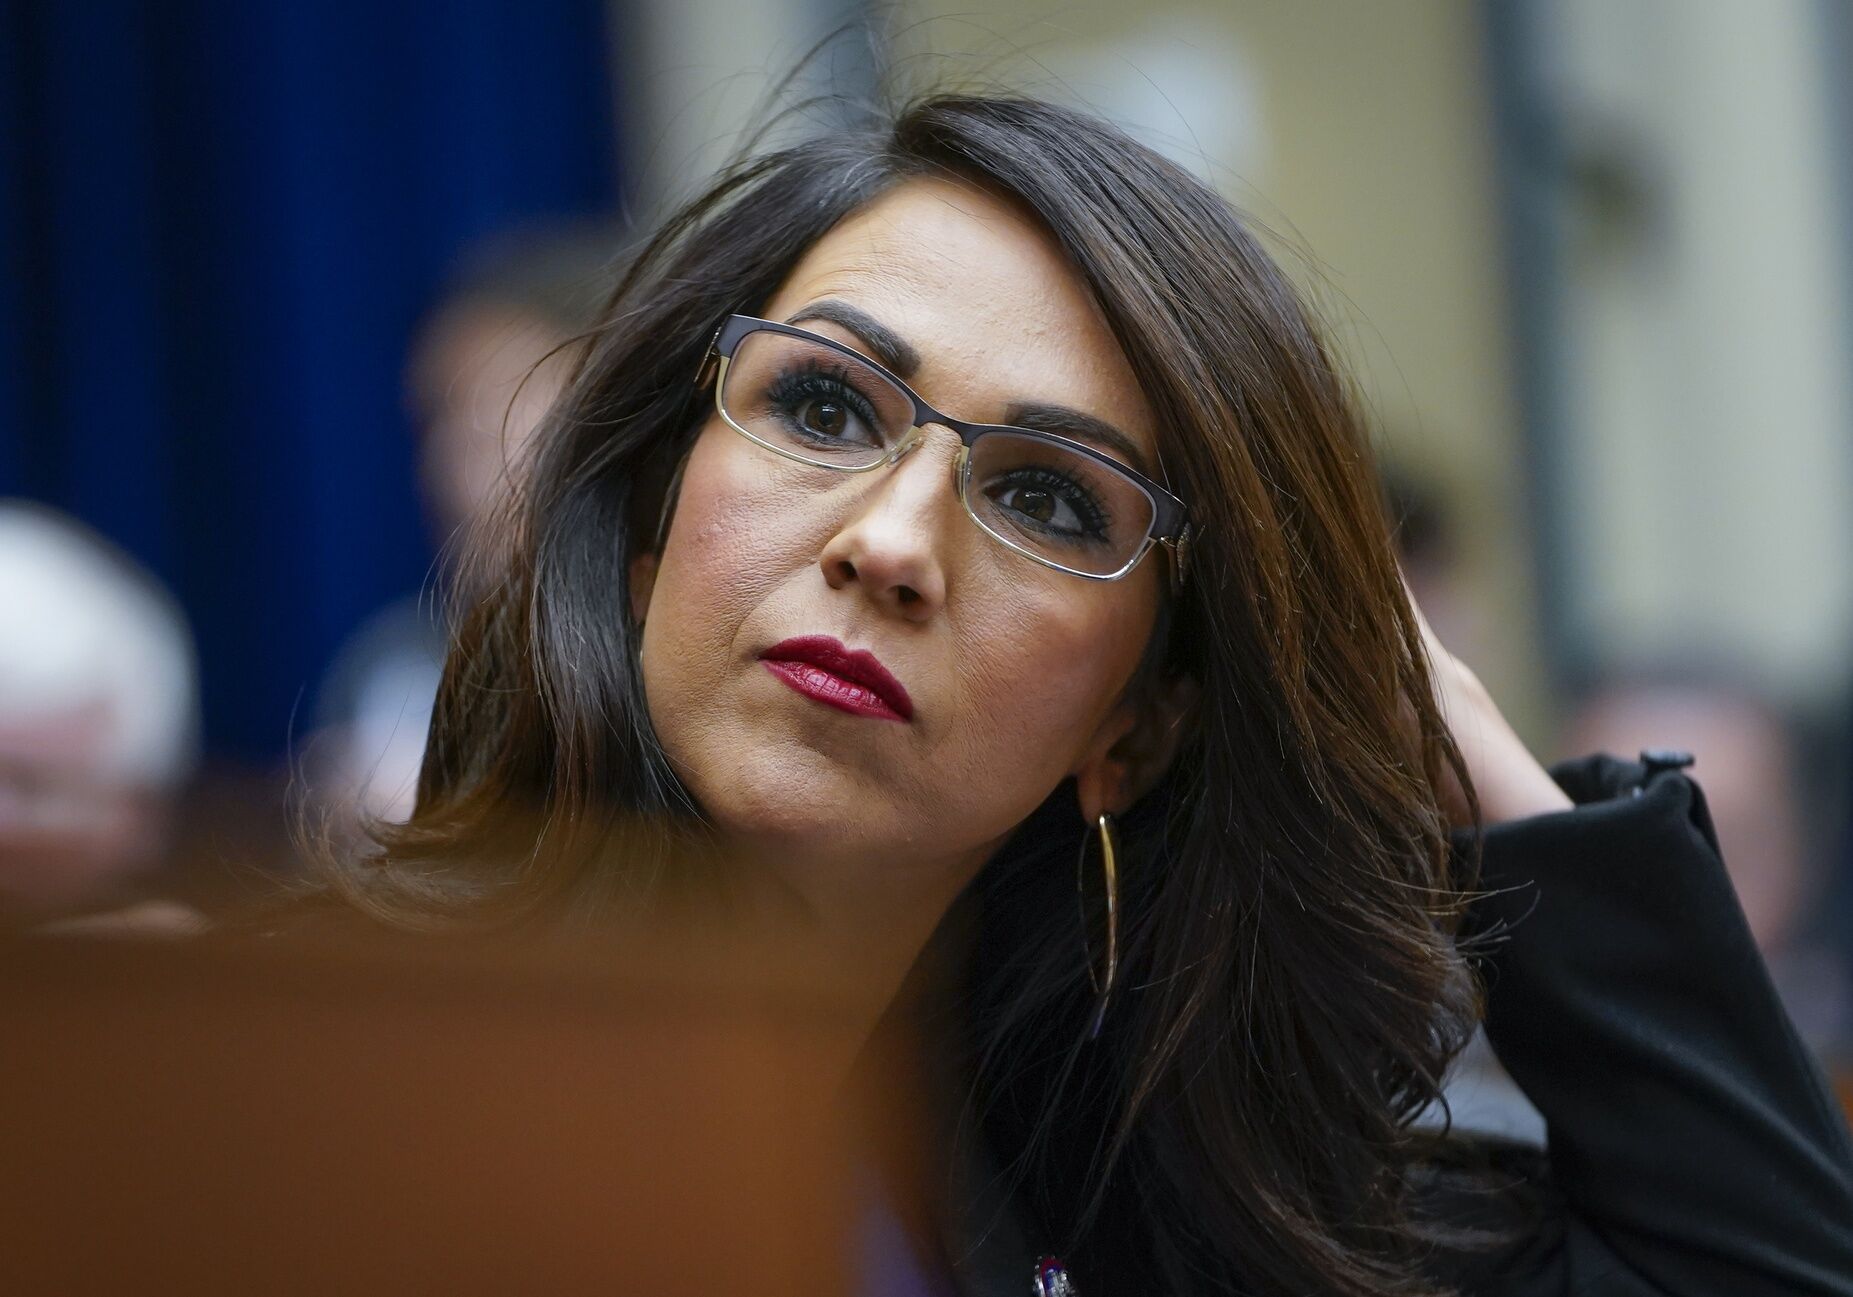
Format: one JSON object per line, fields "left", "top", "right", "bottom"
{"left": 1077, "top": 812, "right": 1120, "bottom": 1039}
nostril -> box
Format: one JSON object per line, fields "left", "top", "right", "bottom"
{"left": 897, "top": 586, "right": 919, "bottom": 605}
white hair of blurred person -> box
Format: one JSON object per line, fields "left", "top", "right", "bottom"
{"left": 0, "top": 502, "right": 200, "bottom": 914}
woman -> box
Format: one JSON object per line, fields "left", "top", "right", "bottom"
{"left": 317, "top": 94, "right": 1853, "bottom": 1294}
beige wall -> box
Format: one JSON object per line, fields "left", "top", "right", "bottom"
{"left": 1545, "top": 0, "right": 1853, "bottom": 713}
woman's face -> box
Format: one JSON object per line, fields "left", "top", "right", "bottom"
{"left": 634, "top": 175, "right": 1176, "bottom": 923}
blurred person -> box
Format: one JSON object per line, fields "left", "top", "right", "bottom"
{"left": 1562, "top": 676, "right": 1848, "bottom": 1045}
{"left": 312, "top": 232, "right": 611, "bottom": 827}
{"left": 265, "top": 93, "right": 1853, "bottom": 1295}
{"left": 0, "top": 501, "right": 202, "bottom": 927}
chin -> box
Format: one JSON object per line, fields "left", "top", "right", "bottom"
{"left": 684, "top": 735, "right": 889, "bottom": 850}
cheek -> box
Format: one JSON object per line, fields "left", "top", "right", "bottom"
{"left": 939, "top": 575, "right": 1151, "bottom": 786}
{"left": 648, "top": 429, "right": 805, "bottom": 636}
{"left": 637, "top": 429, "right": 819, "bottom": 781}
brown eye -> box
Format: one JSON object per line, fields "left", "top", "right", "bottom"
{"left": 801, "top": 399, "right": 848, "bottom": 438}
{"left": 761, "top": 367, "right": 886, "bottom": 452}
{"left": 980, "top": 465, "right": 1112, "bottom": 544}
{"left": 1000, "top": 485, "right": 1057, "bottom": 523}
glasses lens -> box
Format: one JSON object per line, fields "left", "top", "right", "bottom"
{"left": 718, "top": 330, "right": 914, "bottom": 468}
{"left": 963, "top": 430, "right": 1157, "bottom": 577}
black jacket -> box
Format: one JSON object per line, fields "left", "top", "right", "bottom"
{"left": 946, "top": 754, "right": 1853, "bottom": 1295}
{"left": 1433, "top": 753, "right": 1853, "bottom": 1295}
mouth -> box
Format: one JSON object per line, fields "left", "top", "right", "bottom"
{"left": 758, "top": 635, "right": 915, "bottom": 723}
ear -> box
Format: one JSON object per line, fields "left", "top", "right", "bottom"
{"left": 628, "top": 549, "right": 660, "bottom": 626}
{"left": 1072, "top": 673, "right": 1201, "bottom": 823}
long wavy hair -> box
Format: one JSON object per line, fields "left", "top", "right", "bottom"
{"left": 313, "top": 90, "right": 1502, "bottom": 1296}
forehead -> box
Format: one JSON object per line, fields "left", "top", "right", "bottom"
{"left": 757, "top": 176, "right": 1159, "bottom": 460}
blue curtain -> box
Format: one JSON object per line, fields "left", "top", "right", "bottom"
{"left": 0, "top": 1, "right": 619, "bottom": 762}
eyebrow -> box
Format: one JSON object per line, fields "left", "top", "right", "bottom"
{"left": 784, "top": 298, "right": 1156, "bottom": 481}
{"left": 1004, "top": 403, "right": 1155, "bottom": 480}
{"left": 784, "top": 299, "right": 922, "bottom": 379}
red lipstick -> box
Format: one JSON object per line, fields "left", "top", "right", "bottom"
{"left": 758, "top": 635, "right": 914, "bottom": 722}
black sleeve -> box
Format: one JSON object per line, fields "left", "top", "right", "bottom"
{"left": 1449, "top": 753, "right": 1853, "bottom": 1296}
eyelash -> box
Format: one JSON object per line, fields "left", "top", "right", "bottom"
{"left": 993, "top": 465, "right": 1113, "bottom": 540}
{"left": 765, "top": 364, "right": 883, "bottom": 439}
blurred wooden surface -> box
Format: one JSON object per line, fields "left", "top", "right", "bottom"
{"left": 0, "top": 930, "right": 867, "bottom": 1295}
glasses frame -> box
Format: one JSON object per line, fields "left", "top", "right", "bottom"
{"left": 693, "top": 314, "right": 1193, "bottom": 585}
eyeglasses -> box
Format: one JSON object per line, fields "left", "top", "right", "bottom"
{"left": 693, "top": 315, "right": 1193, "bottom": 584}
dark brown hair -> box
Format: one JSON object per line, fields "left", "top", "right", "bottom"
{"left": 316, "top": 90, "right": 1500, "bottom": 1295}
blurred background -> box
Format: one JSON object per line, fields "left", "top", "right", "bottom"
{"left": 3, "top": 0, "right": 1850, "bottom": 1069}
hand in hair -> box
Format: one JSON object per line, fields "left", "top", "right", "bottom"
{"left": 1403, "top": 574, "right": 1574, "bottom": 829}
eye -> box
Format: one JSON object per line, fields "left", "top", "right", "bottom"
{"left": 985, "top": 468, "right": 1111, "bottom": 542}
{"left": 765, "top": 366, "right": 885, "bottom": 449}
{"left": 799, "top": 396, "right": 850, "bottom": 438}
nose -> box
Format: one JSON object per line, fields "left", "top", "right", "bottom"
{"left": 817, "top": 428, "right": 961, "bottom": 621}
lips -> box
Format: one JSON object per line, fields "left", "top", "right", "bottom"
{"left": 758, "top": 635, "right": 915, "bottom": 723}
